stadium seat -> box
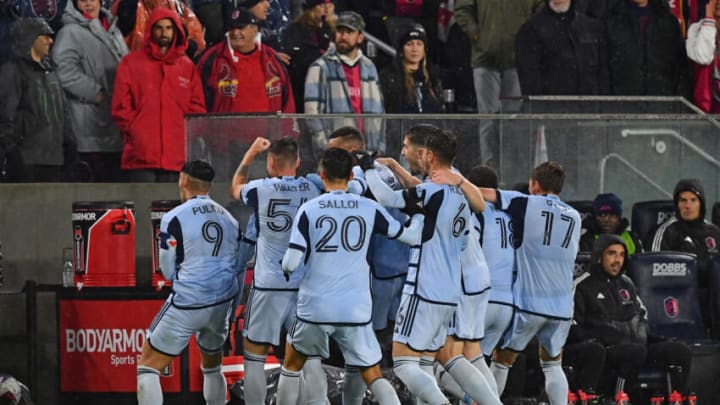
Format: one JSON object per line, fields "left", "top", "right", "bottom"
{"left": 574, "top": 251, "right": 592, "bottom": 278}
{"left": 567, "top": 200, "right": 594, "bottom": 223}
{"left": 628, "top": 252, "right": 706, "bottom": 340}
{"left": 710, "top": 256, "right": 720, "bottom": 339}
{"left": 631, "top": 200, "right": 675, "bottom": 249}
{"left": 712, "top": 202, "right": 720, "bottom": 227}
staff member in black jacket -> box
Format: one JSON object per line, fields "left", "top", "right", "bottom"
{"left": 570, "top": 234, "right": 692, "bottom": 403}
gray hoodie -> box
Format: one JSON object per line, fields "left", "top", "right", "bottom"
{"left": 51, "top": 0, "right": 128, "bottom": 153}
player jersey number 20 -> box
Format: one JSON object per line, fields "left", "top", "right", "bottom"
{"left": 315, "top": 215, "right": 367, "bottom": 253}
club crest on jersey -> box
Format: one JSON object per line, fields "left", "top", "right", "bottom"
{"left": 706, "top": 236, "right": 717, "bottom": 250}
{"left": 618, "top": 289, "right": 630, "bottom": 302}
{"left": 664, "top": 296, "right": 679, "bottom": 318}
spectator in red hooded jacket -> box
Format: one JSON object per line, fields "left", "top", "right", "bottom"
{"left": 112, "top": 7, "right": 206, "bottom": 182}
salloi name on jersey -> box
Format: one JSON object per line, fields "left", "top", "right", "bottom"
{"left": 318, "top": 199, "right": 359, "bottom": 209}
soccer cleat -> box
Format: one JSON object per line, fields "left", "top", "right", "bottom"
{"left": 667, "top": 390, "right": 684, "bottom": 405}
{"left": 568, "top": 391, "right": 578, "bottom": 405}
{"left": 686, "top": 392, "right": 697, "bottom": 405}
{"left": 614, "top": 390, "right": 630, "bottom": 405}
{"left": 649, "top": 393, "right": 665, "bottom": 405}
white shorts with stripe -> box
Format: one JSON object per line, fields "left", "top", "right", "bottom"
{"left": 288, "top": 318, "right": 382, "bottom": 368}
{"left": 501, "top": 311, "right": 571, "bottom": 359}
{"left": 243, "top": 288, "right": 298, "bottom": 346}
{"left": 393, "top": 293, "right": 456, "bottom": 352}
{"left": 449, "top": 288, "right": 490, "bottom": 340}
{"left": 148, "top": 297, "right": 233, "bottom": 356}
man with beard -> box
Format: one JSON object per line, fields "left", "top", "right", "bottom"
{"left": 579, "top": 193, "right": 643, "bottom": 254}
{"left": 112, "top": 8, "right": 205, "bottom": 182}
{"left": 303, "top": 11, "right": 384, "bottom": 159}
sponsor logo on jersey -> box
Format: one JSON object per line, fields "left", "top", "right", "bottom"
{"left": 652, "top": 262, "right": 687, "bottom": 277}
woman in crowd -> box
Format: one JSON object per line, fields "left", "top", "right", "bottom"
{"left": 52, "top": 0, "right": 128, "bottom": 181}
{"left": 282, "top": 0, "right": 335, "bottom": 113}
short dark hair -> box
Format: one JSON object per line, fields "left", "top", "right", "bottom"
{"left": 404, "top": 124, "right": 439, "bottom": 147}
{"left": 424, "top": 129, "right": 456, "bottom": 165}
{"left": 531, "top": 161, "right": 565, "bottom": 194}
{"left": 320, "top": 148, "right": 354, "bottom": 181}
{"left": 268, "top": 137, "right": 299, "bottom": 165}
{"left": 466, "top": 165, "right": 498, "bottom": 188}
{"left": 328, "top": 126, "right": 365, "bottom": 146}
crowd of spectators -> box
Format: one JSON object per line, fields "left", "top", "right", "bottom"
{"left": 2, "top": 0, "right": 717, "bottom": 182}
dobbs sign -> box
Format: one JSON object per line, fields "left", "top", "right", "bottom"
{"left": 59, "top": 299, "right": 181, "bottom": 392}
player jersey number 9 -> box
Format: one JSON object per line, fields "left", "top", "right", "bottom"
{"left": 202, "top": 220, "right": 224, "bottom": 256}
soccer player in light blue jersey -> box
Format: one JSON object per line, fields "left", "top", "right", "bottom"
{"left": 480, "top": 161, "right": 581, "bottom": 405}
{"left": 466, "top": 166, "right": 515, "bottom": 358}
{"left": 230, "top": 137, "right": 325, "bottom": 405}
{"left": 366, "top": 127, "right": 498, "bottom": 405}
{"left": 277, "top": 148, "right": 425, "bottom": 405}
{"left": 138, "top": 160, "right": 242, "bottom": 405}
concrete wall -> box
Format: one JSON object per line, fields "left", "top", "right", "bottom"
{"left": 0, "top": 182, "right": 251, "bottom": 404}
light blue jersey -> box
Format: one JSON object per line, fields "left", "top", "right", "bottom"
{"left": 159, "top": 195, "right": 242, "bottom": 309}
{"left": 497, "top": 190, "right": 581, "bottom": 319}
{"left": 368, "top": 163, "right": 409, "bottom": 279}
{"left": 284, "top": 190, "right": 423, "bottom": 324}
{"left": 476, "top": 202, "right": 515, "bottom": 305}
{"left": 241, "top": 176, "right": 322, "bottom": 290}
{"left": 461, "top": 223, "right": 491, "bottom": 295}
{"left": 306, "top": 165, "right": 367, "bottom": 195}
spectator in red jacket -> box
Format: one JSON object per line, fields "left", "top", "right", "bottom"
{"left": 111, "top": 7, "right": 206, "bottom": 182}
{"left": 197, "top": 7, "right": 295, "bottom": 115}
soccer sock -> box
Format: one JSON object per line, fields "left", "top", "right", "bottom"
{"left": 541, "top": 360, "right": 569, "bottom": 405}
{"left": 445, "top": 355, "right": 502, "bottom": 405}
{"left": 201, "top": 364, "right": 227, "bottom": 405}
{"left": 470, "top": 355, "right": 499, "bottom": 396}
{"left": 137, "top": 365, "right": 163, "bottom": 405}
{"left": 490, "top": 360, "right": 510, "bottom": 396}
{"left": 393, "top": 356, "right": 450, "bottom": 405}
{"left": 433, "top": 362, "right": 467, "bottom": 402}
{"left": 369, "top": 378, "right": 401, "bottom": 405}
{"left": 343, "top": 366, "right": 367, "bottom": 405}
{"left": 277, "top": 367, "right": 302, "bottom": 405}
{"left": 303, "top": 356, "right": 328, "bottom": 405}
{"left": 242, "top": 351, "right": 267, "bottom": 405}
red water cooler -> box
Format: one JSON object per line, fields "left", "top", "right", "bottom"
{"left": 72, "top": 201, "right": 136, "bottom": 287}
{"left": 151, "top": 200, "right": 181, "bottom": 289}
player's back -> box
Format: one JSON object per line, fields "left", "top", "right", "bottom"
{"left": 163, "top": 195, "right": 241, "bottom": 308}
{"left": 476, "top": 202, "right": 515, "bottom": 305}
{"left": 499, "top": 191, "right": 581, "bottom": 319}
{"left": 242, "top": 176, "right": 321, "bottom": 289}
{"left": 405, "top": 182, "right": 470, "bottom": 305}
{"left": 292, "top": 190, "right": 399, "bottom": 324}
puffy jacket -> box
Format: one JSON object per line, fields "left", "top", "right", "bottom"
{"left": 454, "top": 0, "right": 541, "bottom": 70}
{"left": 515, "top": 0, "right": 609, "bottom": 95}
{"left": 196, "top": 40, "right": 295, "bottom": 114}
{"left": 571, "top": 234, "right": 649, "bottom": 346}
{"left": 579, "top": 216, "right": 644, "bottom": 255}
{"left": 379, "top": 57, "right": 442, "bottom": 114}
{"left": 604, "top": 0, "right": 690, "bottom": 97}
{"left": 651, "top": 178, "right": 720, "bottom": 286}
{"left": 52, "top": 1, "right": 128, "bottom": 153}
{"left": 111, "top": 8, "right": 206, "bottom": 172}
{"left": 0, "top": 18, "right": 74, "bottom": 166}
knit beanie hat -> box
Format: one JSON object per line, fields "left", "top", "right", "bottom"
{"left": 397, "top": 23, "right": 427, "bottom": 50}
{"left": 302, "top": 0, "right": 333, "bottom": 9}
{"left": 593, "top": 193, "right": 622, "bottom": 217}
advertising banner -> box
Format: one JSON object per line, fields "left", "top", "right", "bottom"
{"left": 59, "top": 299, "right": 181, "bottom": 392}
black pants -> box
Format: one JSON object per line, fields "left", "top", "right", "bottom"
{"left": 605, "top": 341, "right": 692, "bottom": 394}
{"left": 563, "top": 341, "right": 607, "bottom": 392}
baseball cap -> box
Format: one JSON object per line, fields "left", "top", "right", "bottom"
{"left": 181, "top": 160, "right": 215, "bottom": 182}
{"left": 336, "top": 11, "right": 365, "bottom": 32}
{"left": 224, "top": 6, "right": 258, "bottom": 30}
